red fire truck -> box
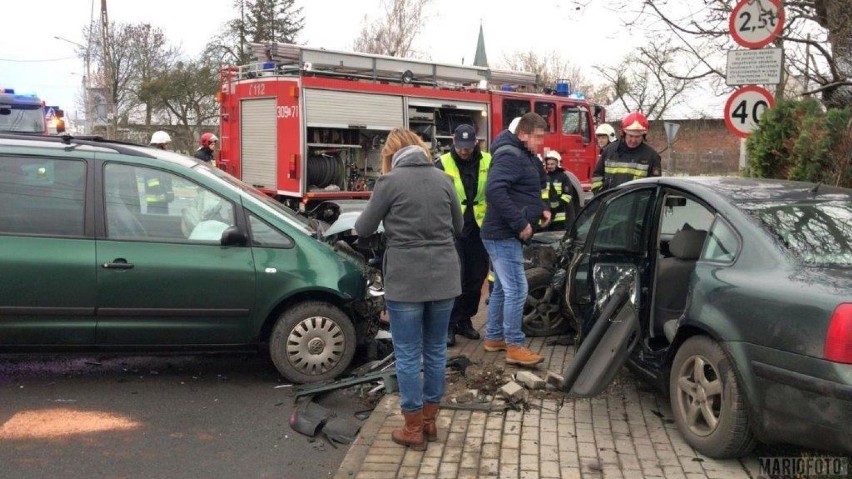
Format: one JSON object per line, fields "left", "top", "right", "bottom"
{"left": 218, "top": 43, "right": 605, "bottom": 210}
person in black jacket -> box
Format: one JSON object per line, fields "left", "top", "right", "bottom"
{"left": 591, "top": 112, "right": 661, "bottom": 194}
{"left": 480, "top": 112, "right": 550, "bottom": 367}
{"left": 542, "top": 151, "right": 580, "bottom": 231}
{"left": 435, "top": 124, "right": 492, "bottom": 346}
{"left": 194, "top": 133, "right": 218, "bottom": 165}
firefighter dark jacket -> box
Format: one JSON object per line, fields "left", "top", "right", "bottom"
{"left": 591, "top": 140, "right": 662, "bottom": 193}
{"left": 545, "top": 167, "right": 579, "bottom": 226}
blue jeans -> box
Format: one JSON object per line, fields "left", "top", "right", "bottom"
{"left": 386, "top": 298, "right": 455, "bottom": 412}
{"left": 482, "top": 238, "right": 528, "bottom": 346}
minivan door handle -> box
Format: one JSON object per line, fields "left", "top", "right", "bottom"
{"left": 102, "top": 258, "right": 134, "bottom": 270}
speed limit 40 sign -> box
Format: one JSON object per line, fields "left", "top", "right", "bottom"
{"left": 724, "top": 85, "right": 775, "bottom": 138}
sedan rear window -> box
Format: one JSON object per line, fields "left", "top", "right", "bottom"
{"left": 748, "top": 200, "right": 852, "bottom": 266}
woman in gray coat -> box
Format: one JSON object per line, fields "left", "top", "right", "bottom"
{"left": 355, "top": 128, "right": 463, "bottom": 451}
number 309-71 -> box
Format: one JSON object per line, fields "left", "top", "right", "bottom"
{"left": 732, "top": 99, "right": 769, "bottom": 125}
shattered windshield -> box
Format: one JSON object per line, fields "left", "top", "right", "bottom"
{"left": 0, "top": 104, "right": 45, "bottom": 133}
{"left": 745, "top": 200, "right": 852, "bottom": 266}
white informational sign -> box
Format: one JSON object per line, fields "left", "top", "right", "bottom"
{"left": 726, "top": 48, "right": 784, "bottom": 86}
{"left": 724, "top": 86, "right": 775, "bottom": 138}
{"left": 729, "top": 0, "right": 785, "bottom": 49}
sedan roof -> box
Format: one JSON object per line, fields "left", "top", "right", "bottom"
{"left": 633, "top": 176, "right": 852, "bottom": 204}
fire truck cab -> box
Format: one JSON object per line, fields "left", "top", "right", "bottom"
{"left": 0, "top": 89, "right": 47, "bottom": 134}
{"left": 218, "top": 43, "right": 604, "bottom": 210}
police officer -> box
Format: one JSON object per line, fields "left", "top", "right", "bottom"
{"left": 435, "top": 124, "right": 491, "bottom": 346}
{"left": 542, "top": 151, "right": 580, "bottom": 230}
{"left": 591, "top": 112, "right": 661, "bottom": 194}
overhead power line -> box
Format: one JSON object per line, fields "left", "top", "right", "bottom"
{"left": 0, "top": 56, "right": 77, "bottom": 63}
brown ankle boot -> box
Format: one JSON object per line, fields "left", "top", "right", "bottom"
{"left": 422, "top": 403, "right": 439, "bottom": 442}
{"left": 392, "top": 409, "right": 426, "bottom": 450}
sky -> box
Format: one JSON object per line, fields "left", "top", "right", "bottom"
{"left": 0, "top": 0, "right": 723, "bottom": 121}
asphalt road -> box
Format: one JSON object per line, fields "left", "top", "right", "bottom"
{"left": 0, "top": 353, "right": 372, "bottom": 479}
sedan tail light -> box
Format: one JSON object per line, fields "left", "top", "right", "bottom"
{"left": 824, "top": 303, "right": 852, "bottom": 364}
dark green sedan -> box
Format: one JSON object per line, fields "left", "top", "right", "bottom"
{"left": 0, "top": 134, "right": 382, "bottom": 384}
{"left": 560, "top": 177, "right": 852, "bottom": 458}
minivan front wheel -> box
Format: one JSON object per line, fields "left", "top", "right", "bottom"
{"left": 270, "top": 301, "right": 356, "bottom": 384}
{"left": 669, "top": 336, "right": 756, "bottom": 458}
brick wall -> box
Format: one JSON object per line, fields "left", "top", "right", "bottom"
{"left": 643, "top": 119, "right": 742, "bottom": 175}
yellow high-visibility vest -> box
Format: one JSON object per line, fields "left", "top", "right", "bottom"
{"left": 440, "top": 152, "right": 491, "bottom": 227}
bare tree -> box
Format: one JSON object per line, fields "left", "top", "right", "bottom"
{"left": 127, "top": 24, "right": 181, "bottom": 126}
{"left": 618, "top": 0, "right": 852, "bottom": 108}
{"left": 499, "top": 50, "right": 609, "bottom": 102}
{"left": 353, "top": 0, "right": 433, "bottom": 57}
{"left": 139, "top": 60, "right": 220, "bottom": 151}
{"left": 80, "top": 23, "right": 179, "bottom": 124}
{"left": 595, "top": 42, "right": 693, "bottom": 120}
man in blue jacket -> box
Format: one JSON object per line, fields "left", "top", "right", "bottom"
{"left": 480, "top": 113, "right": 551, "bottom": 366}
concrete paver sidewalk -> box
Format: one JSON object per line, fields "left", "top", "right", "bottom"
{"left": 335, "top": 315, "right": 766, "bottom": 479}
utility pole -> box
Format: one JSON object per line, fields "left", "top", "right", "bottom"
{"left": 54, "top": 35, "right": 93, "bottom": 134}
{"left": 100, "top": 0, "right": 114, "bottom": 139}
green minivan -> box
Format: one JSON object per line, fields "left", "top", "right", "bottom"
{"left": 0, "top": 134, "right": 382, "bottom": 383}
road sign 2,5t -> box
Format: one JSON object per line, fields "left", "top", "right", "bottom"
{"left": 724, "top": 86, "right": 775, "bottom": 138}
{"left": 729, "top": 0, "right": 785, "bottom": 49}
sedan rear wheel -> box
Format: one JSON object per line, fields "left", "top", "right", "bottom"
{"left": 669, "top": 336, "right": 756, "bottom": 458}
{"left": 270, "top": 301, "right": 356, "bottom": 384}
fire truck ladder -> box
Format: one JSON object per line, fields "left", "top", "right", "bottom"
{"left": 249, "top": 42, "right": 538, "bottom": 89}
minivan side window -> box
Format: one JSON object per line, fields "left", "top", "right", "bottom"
{"left": 0, "top": 156, "right": 86, "bottom": 236}
{"left": 249, "top": 214, "right": 294, "bottom": 248}
{"left": 104, "top": 163, "right": 235, "bottom": 243}
{"left": 702, "top": 217, "right": 739, "bottom": 263}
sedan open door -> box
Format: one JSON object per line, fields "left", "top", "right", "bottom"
{"left": 561, "top": 186, "right": 656, "bottom": 396}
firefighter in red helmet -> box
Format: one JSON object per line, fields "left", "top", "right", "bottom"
{"left": 590, "top": 111, "right": 661, "bottom": 194}
{"left": 194, "top": 132, "right": 218, "bottom": 166}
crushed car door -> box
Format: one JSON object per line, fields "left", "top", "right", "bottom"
{"left": 562, "top": 187, "right": 656, "bottom": 397}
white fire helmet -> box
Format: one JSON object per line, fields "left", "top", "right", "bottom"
{"left": 595, "top": 124, "right": 617, "bottom": 143}
{"left": 150, "top": 130, "right": 172, "bottom": 145}
{"left": 508, "top": 117, "right": 522, "bottom": 134}
{"left": 544, "top": 150, "right": 562, "bottom": 167}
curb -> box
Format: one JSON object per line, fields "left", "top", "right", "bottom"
{"left": 333, "top": 395, "right": 396, "bottom": 479}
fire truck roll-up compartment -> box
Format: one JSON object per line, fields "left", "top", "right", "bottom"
{"left": 218, "top": 43, "right": 603, "bottom": 212}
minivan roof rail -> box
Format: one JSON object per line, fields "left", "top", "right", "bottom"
{"left": 0, "top": 132, "right": 156, "bottom": 159}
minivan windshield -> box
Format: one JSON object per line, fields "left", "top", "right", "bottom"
{"left": 746, "top": 200, "right": 852, "bottom": 266}
{"left": 199, "top": 165, "right": 315, "bottom": 234}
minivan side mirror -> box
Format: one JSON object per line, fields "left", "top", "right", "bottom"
{"left": 220, "top": 225, "right": 248, "bottom": 246}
